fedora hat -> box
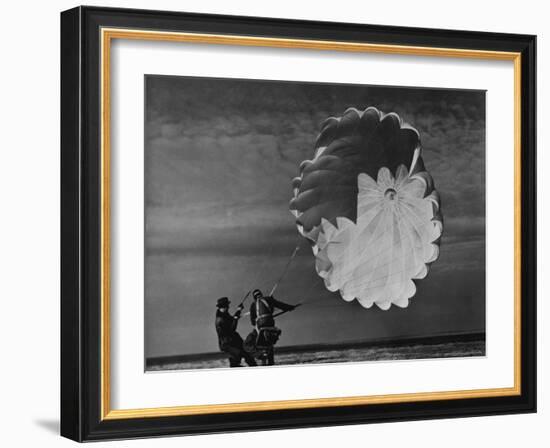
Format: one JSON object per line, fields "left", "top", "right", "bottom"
{"left": 216, "top": 297, "right": 230, "bottom": 308}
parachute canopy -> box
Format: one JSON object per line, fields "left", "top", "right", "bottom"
{"left": 289, "top": 107, "right": 443, "bottom": 310}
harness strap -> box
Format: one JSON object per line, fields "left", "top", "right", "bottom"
{"left": 255, "top": 298, "right": 272, "bottom": 331}
{"left": 255, "top": 297, "right": 277, "bottom": 347}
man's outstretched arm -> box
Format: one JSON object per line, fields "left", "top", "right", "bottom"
{"left": 268, "top": 296, "right": 295, "bottom": 312}
{"left": 231, "top": 305, "right": 244, "bottom": 330}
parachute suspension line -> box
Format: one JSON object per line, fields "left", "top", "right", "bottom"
{"left": 237, "top": 289, "right": 252, "bottom": 308}
{"left": 269, "top": 244, "right": 301, "bottom": 297}
{"left": 247, "top": 236, "right": 280, "bottom": 295}
{"left": 301, "top": 295, "right": 328, "bottom": 305}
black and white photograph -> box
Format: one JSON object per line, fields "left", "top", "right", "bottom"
{"left": 144, "top": 76, "right": 486, "bottom": 371}
{"left": 52, "top": 3, "right": 538, "bottom": 443}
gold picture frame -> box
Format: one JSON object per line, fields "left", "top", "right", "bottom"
{"left": 61, "top": 6, "right": 536, "bottom": 441}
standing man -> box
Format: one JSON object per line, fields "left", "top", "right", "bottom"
{"left": 215, "top": 297, "right": 257, "bottom": 368}
{"left": 249, "top": 289, "right": 297, "bottom": 365}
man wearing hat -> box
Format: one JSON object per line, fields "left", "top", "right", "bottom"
{"left": 215, "top": 297, "right": 257, "bottom": 367}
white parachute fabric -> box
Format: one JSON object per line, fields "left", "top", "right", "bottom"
{"left": 315, "top": 165, "right": 442, "bottom": 309}
{"left": 290, "top": 107, "right": 443, "bottom": 310}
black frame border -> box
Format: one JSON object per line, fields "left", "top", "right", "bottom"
{"left": 61, "top": 6, "right": 536, "bottom": 442}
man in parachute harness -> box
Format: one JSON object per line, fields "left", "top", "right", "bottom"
{"left": 215, "top": 297, "right": 257, "bottom": 368}
{"left": 244, "top": 289, "right": 297, "bottom": 366}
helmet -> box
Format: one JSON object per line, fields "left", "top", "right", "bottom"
{"left": 252, "top": 289, "right": 263, "bottom": 300}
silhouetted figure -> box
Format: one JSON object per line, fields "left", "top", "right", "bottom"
{"left": 215, "top": 297, "right": 257, "bottom": 367}
{"left": 248, "top": 289, "right": 296, "bottom": 365}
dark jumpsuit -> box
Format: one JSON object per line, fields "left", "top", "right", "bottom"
{"left": 249, "top": 296, "right": 295, "bottom": 365}
{"left": 215, "top": 309, "right": 257, "bottom": 367}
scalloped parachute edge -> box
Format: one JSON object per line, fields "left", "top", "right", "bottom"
{"left": 291, "top": 106, "right": 423, "bottom": 244}
{"left": 290, "top": 107, "right": 443, "bottom": 310}
{"left": 314, "top": 165, "right": 443, "bottom": 310}
{"left": 313, "top": 107, "right": 422, "bottom": 170}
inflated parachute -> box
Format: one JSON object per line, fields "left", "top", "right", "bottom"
{"left": 289, "top": 107, "right": 443, "bottom": 310}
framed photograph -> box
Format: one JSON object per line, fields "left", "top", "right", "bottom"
{"left": 60, "top": 6, "right": 536, "bottom": 442}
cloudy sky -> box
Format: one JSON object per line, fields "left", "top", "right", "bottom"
{"left": 144, "top": 75, "right": 486, "bottom": 358}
